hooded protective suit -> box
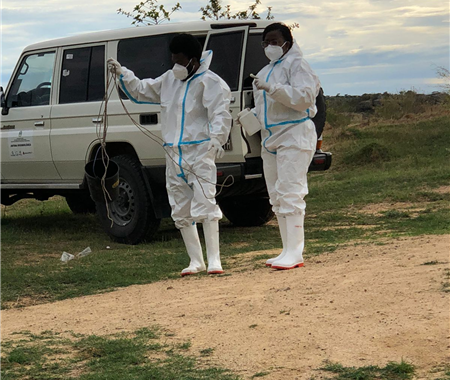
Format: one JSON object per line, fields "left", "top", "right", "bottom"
{"left": 252, "top": 41, "right": 320, "bottom": 217}
{"left": 251, "top": 40, "right": 320, "bottom": 270}
{"left": 118, "top": 50, "right": 232, "bottom": 229}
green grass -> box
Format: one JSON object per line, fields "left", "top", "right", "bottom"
{"left": 319, "top": 359, "right": 415, "bottom": 380}
{"left": 1, "top": 329, "right": 239, "bottom": 380}
{"left": 251, "top": 372, "right": 270, "bottom": 378}
{"left": 199, "top": 348, "right": 215, "bottom": 356}
{"left": 2, "top": 115, "right": 450, "bottom": 308}
{"left": 421, "top": 260, "right": 446, "bottom": 266}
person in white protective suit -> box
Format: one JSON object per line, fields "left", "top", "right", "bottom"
{"left": 107, "top": 34, "right": 232, "bottom": 276}
{"left": 240, "top": 23, "right": 320, "bottom": 270}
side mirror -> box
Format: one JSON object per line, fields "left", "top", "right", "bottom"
{"left": 1, "top": 86, "right": 9, "bottom": 115}
{"left": 0, "top": 87, "right": 5, "bottom": 107}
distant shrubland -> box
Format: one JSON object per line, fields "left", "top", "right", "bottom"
{"left": 324, "top": 90, "right": 450, "bottom": 129}
{"left": 321, "top": 90, "right": 450, "bottom": 172}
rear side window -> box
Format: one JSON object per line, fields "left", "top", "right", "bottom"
{"left": 117, "top": 34, "right": 207, "bottom": 99}
{"left": 243, "top": 33, "right": 268, "bottom": 90}
{"left": 59, "top": 45, "right": 105, "bottom": 104}
{"left": 206, "top": 31, "right": 245, "bottom": 91}
{"left": 118, "top": 34, "right": 175, "bottom": 98}
{"left": 7, "top": 51, "right": 55, "bottom": 108}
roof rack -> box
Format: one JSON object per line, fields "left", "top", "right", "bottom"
{"left": 211, "top": 22, "right": 257, "bottom": 29}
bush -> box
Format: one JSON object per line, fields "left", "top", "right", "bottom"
{"left": 374, "top": 91, "right": 424, "bottom": 120}
{"left": 344, "top": 142, "right": 392, "bottom": 165}
{"left": 325, "top": 91, "right": 449, "bottom": 124}
{"left": 326, "top": 109, "right": 353, "bottom": 128}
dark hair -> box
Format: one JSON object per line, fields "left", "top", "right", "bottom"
{"left": 169, "top": 34, "right": 202, "bottom": 62}
{"left": 262, "top": 23, "right": 293, "bottom": 46}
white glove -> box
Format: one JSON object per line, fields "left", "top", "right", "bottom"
{"left": 107, "top": 57, "right": 122, "bottom": 76}
{"left": 253, "top": 78, "right": 272, "bottom": 93}
{"left": 208, "top": 137, "right": 225, "bottom": 159}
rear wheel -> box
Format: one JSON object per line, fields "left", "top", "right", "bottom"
{"left": 219, "top": 196, "right": 274, "bottom": 227}
{"left": 96, "top": 155, "right": 161, "bottom": 244}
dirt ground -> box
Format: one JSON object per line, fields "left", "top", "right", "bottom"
{"left": 2, "top": 234, "right": 449, "bottom": 379}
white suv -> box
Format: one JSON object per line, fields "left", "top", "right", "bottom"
{"left": 0, "top": 20, "right": 331, "bottom": 244}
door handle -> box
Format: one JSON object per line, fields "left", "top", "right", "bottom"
{"left": 34, "top": 121, "right": 45, "bottom": 127}
{"left": 92, "top": 117, "right": 103, "bottom": 123}
{"left": 230, "top": 96, "right": 236, "bottom": 104}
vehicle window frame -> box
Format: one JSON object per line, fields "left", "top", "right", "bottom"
{"left": 205, "top": 29, "right": 247, "bottom": 92}
{"left": 6, "top": 50, "right": 56, "bottom": 108}
{"left": 243, "top": 32, "right": 268, "bottom": 90}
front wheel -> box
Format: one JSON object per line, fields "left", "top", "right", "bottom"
{"left": 96, "top": 155, "right": 161, "bottom": 244}
{"left": 219, "top": 196, "right": 274, "bottom": 227}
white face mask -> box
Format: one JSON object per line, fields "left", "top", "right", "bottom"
{"left": 172, "top": 59, "right": 193, "bottom": 80}
{"left": 264, "top": 42, "right": 287, "bottom": 62}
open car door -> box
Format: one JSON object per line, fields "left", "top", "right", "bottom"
{"left": 204, "top": 26, "right": 249, "bottom": 163}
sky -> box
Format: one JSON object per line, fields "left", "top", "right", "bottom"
{"left": 1, "top": 0, "right": 449, "bottom": 96}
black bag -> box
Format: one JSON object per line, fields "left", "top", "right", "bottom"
{"left": 311, "top": 87, "right": 327, "bottom": 138}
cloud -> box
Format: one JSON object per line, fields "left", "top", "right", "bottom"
{"left": 402, "top": 14, "right": 448, "bottom": 27}
{"left": 1, "top": 0, "right": 448, "bottom": 94}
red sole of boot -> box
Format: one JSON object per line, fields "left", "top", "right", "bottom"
{"left": 181, "top": 272, "right": 200, "bottom": 277}
{"left": 208, "top": 271, "right": 224, "bottom": 275}
{"left": 271, "top": 263, "right": 304, "bottom": 270}
{"left": 265, "top": 263, "right": 272, "bottom": 267}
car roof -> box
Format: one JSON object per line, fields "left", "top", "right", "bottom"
{"left": 23, "top": 20, "right": 277, "bottom": 53}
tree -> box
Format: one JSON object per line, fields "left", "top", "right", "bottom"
{"left": 199, "top": 0, "right": 274, "bottom": 21}
{"left": 118, "top": 0, "right": 298, "bottom": 29}
{"left": 436, "top": 66, "right": 450, "bottom": 94}
{"left": 117, "top": 0, "right": 182, "bottom": 25}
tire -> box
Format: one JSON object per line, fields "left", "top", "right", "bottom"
{"left": 96, "top": 155, "right": 161, "bottom": 244}
{"left": 65, "top": 193, "right": 96, "bottom": 214}
{"left": 219, "top": 196, "right": 274, "bottom": 227}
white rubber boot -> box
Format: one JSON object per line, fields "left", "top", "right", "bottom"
{"left": 265, "top": 216, "right": 287, "bottom": 267}
{"left": 271, "top": 214, "right": 305, "bottom": 270}
{"left": 180, "top": 224, "right": 206, "bottom": 276}
{"left": 202, "top": 220, "right": 224, "bottom": 274}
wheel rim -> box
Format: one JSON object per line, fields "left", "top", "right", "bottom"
{"left": 109, "top": 178, "right": 135, "bottom": 226}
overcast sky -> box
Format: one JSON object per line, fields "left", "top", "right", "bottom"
{"left": 1, "top": 0, "right": 448, "bottom": 95}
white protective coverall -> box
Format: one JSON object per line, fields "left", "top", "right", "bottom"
{"left": 252, "top": 41, "right": 320, "bottom": 217}
{"left": 118, "top": 50, "right": 232, "bottom": 229}
{"left": 252, "top": 41, "right": 320, "bottom": 269}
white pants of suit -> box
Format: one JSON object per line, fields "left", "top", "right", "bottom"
{"left": 261, "top": 145, "right": 315, "bottom": 217}
{"left": 165, "top": 142, "right": 222, "bottom": 229}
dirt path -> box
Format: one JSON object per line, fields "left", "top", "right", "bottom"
{"left": 2, "top": 235, "right": 449, "bottom": 379}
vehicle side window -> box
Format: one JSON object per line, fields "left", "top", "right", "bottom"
{"left": 7, "top": 51, "right": 55, "bottom": 108}
{"left": 206, "top": 31, "right": 245, "bottom": 92}
{"left": 243, "top": 33, "right": 268, "bottom": 90}
{"left": 196, "top": 36, "right": 206, "bottom": 48}
{"left": 118, "top": 34, "right": 175, "bottom": 99}
{"left": 59, "top": 46, "right": 105, "bottom": 104}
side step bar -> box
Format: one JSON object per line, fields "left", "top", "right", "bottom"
{"left": 1, "top": 183, "right": 82, "bottom": 189}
